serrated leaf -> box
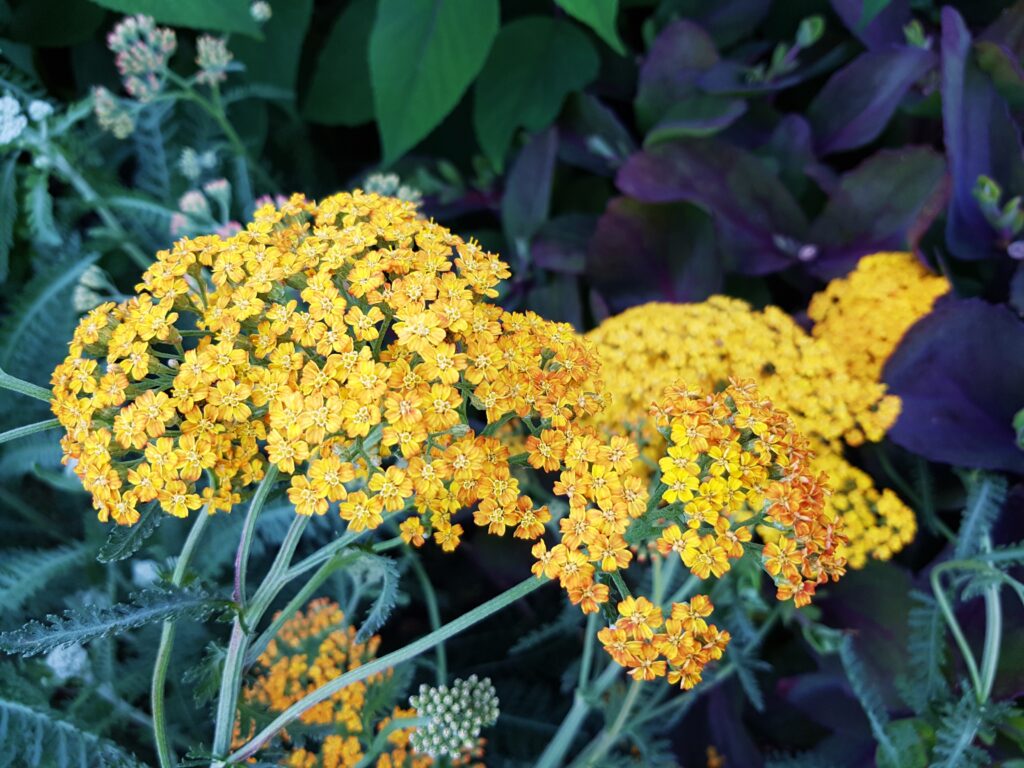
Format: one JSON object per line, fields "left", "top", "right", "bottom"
{"left": 930, "top": 689, "right": 989, "bottom": 767}
{"left": 473, "top": 16, "right": 599, "bottom": 168}
{"left": 556, "top": 0, "right": 624, "bottom": 54}
{"left": 839, "top": 635, "right": 898, "bottom": 765}
{"left": 97, "top": 503, "right": 162, "bottom": 563}
{"left": 901, "top": 591, "right": 947, "bottom": 714}
{"left": 25, "top": 171, "right": 60, "bottom": 248}
{"left": 0, "top": 696, "right": 143, "bottom": 768}
{"left": 954, "top": 471, "right": 1007, "bottom": 559}
{"left": 0, "top": 545, "right": 89, "bottom": 616}
{"left": 87, "top": 0, "right": 262, "bottom": 37}
{"left": 130, "top": 104, "right": 172, "bottom": 201}
{"left": 369, "top": 0, "right": 499, "bottom": 163}
{"left": 0, "top": 586, "right": 219, "bottom": 657}
{"left": 349, "top": 553, "right": 400, "bottom": 643}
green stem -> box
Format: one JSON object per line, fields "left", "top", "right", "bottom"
{"left": 48, "top": 149, "right": 150, "bottom": 269}
{"left": 0, "top": 417, "right": 60, "bottom": 445}
{"left": 666, "top": 573, "right": 701, "bottom": 606}
{"left": 408, "top": 552, "right": 447, "bottom": 685}
{"left": 0, "top": 369, "right": 52, "bottom": 402}
{"left": 211, "top": 467, "right": 281, "bottom": 760}
{"left": 931, "top": 560, "right": 984, "bottom": 701}
{"left": 570, "top": 678, "right": 643, "bottom": 768}
{"left": 225, "top": 576, "right": 550, "bottom": 764}
{"left": 979, "top": 536, "right": 1002, "bottom": 702}
{"left": 234, "top": 466, "right": 279, "bottom": 606}
{"left": 243, "top": 551, "right": 355, "bottom": 668}
{"left": 151, "top": 509, "right": 211, "bottom": 768}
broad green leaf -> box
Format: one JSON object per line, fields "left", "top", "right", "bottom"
{"left": 87, "top": 0, "right": 262, "bottom": 38}
{"left": 556, "top": 0, "right": 624, "bottom": 54}
{"left": 304, "top": 0, "right": 377, "bottom": 126}
{"left": 473, "top": 17, "right": 599, "bottom": 168}
{"left": 234, "top": 0, "right": 312, "bottom": 91}
{"left": 369, "top": 0, "right": 499, "bottom": 163}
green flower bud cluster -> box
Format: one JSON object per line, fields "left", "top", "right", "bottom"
{"left": 409, "top": 674, "right": 499, "bottom": 758}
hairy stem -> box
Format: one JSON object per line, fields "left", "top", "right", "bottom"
{"left": 0, "top": 369, "right": 52, "bottom": 402}
{"left": 0, "top": 417, "right": 60, "bottom": 445}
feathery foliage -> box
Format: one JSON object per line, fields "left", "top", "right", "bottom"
{"left": 0, "top": 545, "right": 90, "bottom": 616}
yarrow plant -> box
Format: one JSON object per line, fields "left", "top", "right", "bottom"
{"left": 585, "top": 281, "right": 920, "bottom": 569}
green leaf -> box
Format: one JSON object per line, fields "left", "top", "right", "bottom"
{"left": 473, "top": 17, "right": 599, "bottom": 168}
{"left": 304, "top": 0, "right": 377, "bottom": 126}
{"left": 97, "top": 503, "right": 162, "bottom": 563}
{"left": 0, "top": 156, "right": 15, "bottom": 283}
{"left": 556, "top": 0, "right": 624, "bottom": 54}
{"left": 931, "top": 689, "right": 989, "bottom": 768}
{"left": 234, "top": 0, "right": 312, "bottom": 92}
{"left": 350, "top": 552, "right": 400, "bottom": 642}
{"left": 0, "top": 253, "right": 98, "bottom": 398}
{"left": 0, "top": 586, "right": 219, "bottom": 657}
{"left": 901, "top": 592, "right": 948, "bottom": 714}
{"left": 369, "top": 0, "right": 499, "bottom": 163}
{"left": 839, "top": 635, "right": 898, "bottom": 765}
{"left": 0, "top": 545, "right": 89, "bottom": 616}
{"left": 0, "top": 696, "right": 143, "bottom": 767}
{"left": 87, "top": 0, "right": 262, "bottom": 37}
{"left": 24, "top": 171, "right": 60, "bottom": 248}
{"left": 954, "top": 471, "right": 1008, "bottom": 559}
{"left": 859, "top": 0, "right": 893, "bottom": 29}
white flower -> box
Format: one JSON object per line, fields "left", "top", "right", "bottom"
{"left": 0, "top": 94, "right": 27, "bottom": 144}
{"left": 28, "top": 100, "right": 53, "bottom": 121}
{"left": 250, "top": 1, "right": 272, "bottom": 22}
{"left": 131, "top": 559, "right": 160, "bottom": 586}
{"left": 45, "top": 644, "right": 89, "bottom": 682}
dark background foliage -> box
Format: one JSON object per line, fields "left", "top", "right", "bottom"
{"left": 2, "top": 0, "right": 1024, "bottom": 766}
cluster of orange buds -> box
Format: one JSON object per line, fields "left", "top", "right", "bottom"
{"left": 598, "top": 595, "right": 729, "bottom": 689}
{"left": 651, "top": 380, "right": 846, "bottom": 607}
{"left": 50, "top": 192, "right": 605, "bottom": 549}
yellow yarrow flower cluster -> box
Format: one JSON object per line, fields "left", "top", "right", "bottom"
{"left": 50, "top": 192, "right": 606, "bottom": 553}
{"left": 585, "top": 296, "right": 914, "bottom": 568}
{"left": 808, "top": 252, "right": 950, "bottom": 383}
{"left": 596, "top": 380, "right": 843, "bottom": 689}
{"left": 236, "top": 599, "right": 483, "bottom": 767}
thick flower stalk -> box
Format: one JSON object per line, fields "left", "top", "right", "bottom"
{"left": 808, "top": 251, "right": 950, "bottom": 382}
{"left": 585, "top": 295, "right": 914, "bottom": 568}
{"left": 50, "top": 191, "right": 604, "bottom": 555}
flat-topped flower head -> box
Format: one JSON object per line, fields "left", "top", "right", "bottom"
{"left": 808, "top": 251, "right": 949, "bottom": 383}
{"left": 585, "top": 297, "right": 915, "bottom": 569}
{"left": 51, "top": 192, "right": 604, "bottom": 560}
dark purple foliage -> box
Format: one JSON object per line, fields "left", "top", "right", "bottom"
{"left": 885, "top": 297, "right": 1024, "bottom": 472}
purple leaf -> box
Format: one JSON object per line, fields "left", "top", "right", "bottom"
{"left": 558, "top": 93, "right": 636, "bottom": 175}
{"left": 884, "top": 297, "right": 1024, "bottom": 473}
{"left": 635, "top": 20, "right": 718, "bottom": 131}
{"left": 807, "top": 46, "right": 936, "bottom": 155}
{"left": 830, "top": 0, "right": 911, "bottom": 49}
{"left": 586, "top": 197, "right": 722, "bottom": 313}
{"left": 501, "top": 127, "right": 558, "bottom": 253}
{"left": 941, "top": 7, "right": 1024, "bottom": 260}
{"left": 616, "top": 138, "right": 807, "bottom": 274}
{"left": 644, "top": 94, "right": 747, "bottom": 145}
{"left": 531, "top": 213, "right": 595, "bottom": 275}
{"left": 697, "top": 44, "right": 853, "bottom": 97}
{"left": 806, "top": 146, "right": 947, "bottom": 278}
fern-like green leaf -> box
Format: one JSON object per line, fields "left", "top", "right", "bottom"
{"left": 901, "top": 591, "right": 947, "bottom": 714}
{"left": 0, "top": 545, "right": 89, "bottom": 616}
{"left": 0, "top": 253, "right": 98, "bottom": 399}
{"left": 0, "top": 586, "right": 220, "bottom": 657}
{"left": 839, "top": 635, "right": 898, "bottom": 765}
{"left": 954, "top": 471, "right": 1007, "bottom": 559}
{"left": 96, "top": 503, "right": 162, "bottom": 563}
{"left": 349, "top": 553, "right": 400, "bottom": 643}
{"left": 131, "top": 103, "right": 172, "bottom": 200}
{"left": 0, "top": 156, "right": 17, "bottom": 283}
{"left": 24, "top": 170, "right": 61, "bottom": 248}
{"left": 930, "top": 689, "right": 988, "bottom": 768}
{"left": 0, "top": 696, "right": 142, "bottom": 768}
{"left": 509, "top": 605, "right": 581, "bottom": 655}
